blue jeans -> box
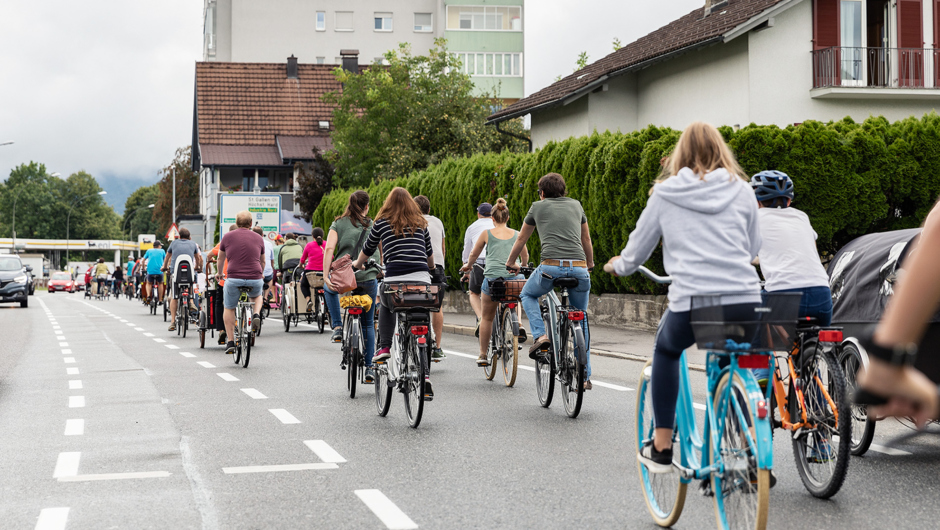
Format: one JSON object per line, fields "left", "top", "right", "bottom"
{"left": 520, "top": 264, "right": 592, "bottom": 379}
{"left": 324, "top": 280, "right": 378, "bottom": 366}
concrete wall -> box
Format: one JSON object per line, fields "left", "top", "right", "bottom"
{"left": 587, "top": 73, "right": 638, "bottom": 136}
{"left": 530, "top": 97, "right": 590, "bottom": 147}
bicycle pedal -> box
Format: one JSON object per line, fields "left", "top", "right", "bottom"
{"left": 698, "top": 479, "right": 713, "bottom": 497}
{"left": 423, "top": 395, "right": 433, "bottom": 402}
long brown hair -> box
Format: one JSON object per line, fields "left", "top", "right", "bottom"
{"left": 655, "top": 122, "right": 746, "bottom": 194}
{"left": 337, "top": 190, "right": 371, "bottom": 228}
{"left": 375, "top": 187, "right": 428, "bottom": 236}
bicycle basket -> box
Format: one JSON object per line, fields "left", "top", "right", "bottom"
{"left": 384, "top": 283, "right": 443, "bottom": 312}
{"left": 305, "top": 271, "right": 325, "bottom": 288}
{"left": 690, "top": 293, "right": 802, "bottom": 353}
{"left": 488, "top": 278, "right": 526, "bottom": 301}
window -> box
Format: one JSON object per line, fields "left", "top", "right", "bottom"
{"left": 204, "top": 2, "right": 217, "bottom": 56}
{"left": 374, "top": 57, "right": 386, "bottom": 65}
{"left": 414, "top": 13, "right": 432, "bottom": 32}
{"left": 447, "top": 6, "right": 521, "bottom": 31}
{"left": 453, "top": 52, "right": 523, "bottom": 77}
{"left": 316, "top": 56, "right": 325, "bottom": 64}
{"left": 335, "top": 11, "right": 353, "bottom": 31}
{"left": 335, "top": 57, "right": 344, "bottom": 65}
{"left": 374, "top": 12, "right": 392, "bottom": 31}
{"left": 316, "top": 11, "right": 325, "bottom": 31}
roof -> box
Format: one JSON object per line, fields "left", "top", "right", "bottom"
{"left": 487, "top": 0, "right": 795, "bottom": 123}
{"left": 200, "top": 145, "right": 284, "bottom": 166}
{"left": 276, "top": 135, "right": 333, "bottom": 160}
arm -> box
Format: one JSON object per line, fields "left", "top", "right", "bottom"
{"left": 461, "top": 227, "right": 474, "bottom": 264}
{"left": 506, "top": 223, "right": 536, "bottom": 270}
{"left": 322, "top": 230, "right": 339, "bottom": 274}
{"left": 581, "top": 221, "right": 594, "bottom": 269}
{"left": 353, "top": 224, "right": 381, "bottom": 270}
{"left": 299, "top": 243, "right": 310, "bottom": 268}
{"left": 217, "top": 250, "right": 226, "bottom": 278}
{"left": 162, "top": 251, "right": 172, "bottom": 272}
{"left": 195, "top": 250, "right": 204, "bottom": 272}
{"left": 425, "top": 230, "right": 435, "bottom": 269}
{"left": 747, "top": 199, "right": 762, "bottom": 260}
{"left": 520, "top": 241, "right": 529, "bottom": 266}
{"left": 462, "top": 231, "right": 488, "bottom": 271}
{"left": 609, "top": 196, "right": 663, "bottom": 277}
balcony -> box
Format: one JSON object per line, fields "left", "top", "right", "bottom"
{"left": 810, "top": 47, "right": 940, "bottom": 99}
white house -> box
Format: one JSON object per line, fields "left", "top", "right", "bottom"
{"left": 488, "top": 0, "right": 940, "bottom": 148}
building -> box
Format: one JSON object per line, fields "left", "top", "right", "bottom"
{"left": 202, "top": 0, "right": 525, "bottom": 103}
{"left": 487, "top": 0, "right": 940, "bottom": 148}
{"left": 191, "top": 54, "right": 354, "bottom": 248}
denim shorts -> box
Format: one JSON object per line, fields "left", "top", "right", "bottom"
{"left": 481, "top": 275, "right": 524, "bottom": 297}
{"left": 224, "top": 278, "right": 264, "bottom": 309}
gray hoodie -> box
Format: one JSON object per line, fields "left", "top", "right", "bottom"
{"left": 613, "top": 167, "right": 762, "bottom": 311}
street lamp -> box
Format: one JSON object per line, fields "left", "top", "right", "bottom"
{"left": 0, "top": 141, "right": 13, "bottom": 147}
{"left": 10, "top": 172, "right": 60, "bottom": 254}
{"left": 65, "top": 190, "right": 107, "bottom": 271}
{"left": 123, "top": 203, "right": 155, "bottom": 259}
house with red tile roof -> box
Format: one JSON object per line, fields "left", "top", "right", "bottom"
{"left": 192, "top": 53, "right": 357, "bottom": 247}
{"left": 488, "top": 0, "right": 940, "bottom": 149}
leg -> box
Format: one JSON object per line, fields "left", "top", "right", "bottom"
{"left": 479, "top": 293, "right": 498, "bottom": 358}
{"left": 469, "top": 292, "right": 482, "bottom": 320}
{"left": 468, "top": 264, "right": 484, "bottom": 320}
{"left": 378, "top": 297, "right": 395, "bottom": 350}
{"left": 520, "top": 265, "right": 555, "bottom": 343}
{"left": 300, "top": 274, "right": 312, "bottom": 309}
{"left": 567, "top": 267, "right": 593, "bottom": 380}
{"left": 323, "top": 282, "right": 343, "bottom": 330}
{"left": 223, "top": 308, "right": 236, "bottom": 340}
{"left": 158, "top": 281, "right": 166, "bottom": 302}
{"left": 649, "top": 310, "right": 696, "bottom": 451}
{"left": 432, "top": 310, "right": 444, "bottom": 349}
{"left": 360, "top": 281, "right": 378, "bottom": 365}
{"left": 170, "top": 298, "right": 178, "bottom": 322}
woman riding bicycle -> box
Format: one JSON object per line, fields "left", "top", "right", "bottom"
{"left": 605, "top": 121, "right": 762, "bottom": 473}
{"left": 352, "top": 187, "right": 435, "bottom": 396}
{"left": 112, "top": 265, "right": 124, "bottom": 296}
{"left": 92, "top": 258, "right": 110, "bottom": 297}
{"left": 300, "top": 227, "right": 326, "bottom": 312}
{"left": 460, "top": 198, "right": 528, "bottom": 366}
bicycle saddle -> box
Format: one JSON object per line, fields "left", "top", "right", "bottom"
{"left": 553, "top": 277, "right": 580, "bottom": 289}
{"left": 237, "top": 286, "right": 253, "bottom": 293}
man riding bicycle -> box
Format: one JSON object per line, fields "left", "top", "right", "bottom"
{"left": 142, "top": 241, "right": 167, "bottom": 304}
{"left": 162, "top": 228, "right": 203, "bottom": 332}
{"left": 217, "top": 211, "right": 266, "bottom": 355}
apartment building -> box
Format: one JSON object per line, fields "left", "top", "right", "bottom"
{"left": 202, "top": 0, "right": 524, "bottom": 102}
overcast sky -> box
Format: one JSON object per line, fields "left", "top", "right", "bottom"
{"left": 0, "top": 0, "right": 703, "bottom": 212}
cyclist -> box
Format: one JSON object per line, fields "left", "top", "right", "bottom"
{"left": 92, "top": 258, "right": 110, "bottom": 297}
{"left": 352, "top": 187, "right": 435, "bottom": 396}
{"left": 252, "top": 226, "right": 276, "bottom": 305}
{"left": 462, "top": 198, "right": 528, "bottom": 365}
{"left": 278, "top": 232, "right": 303, "bottom": 270}
{"left": 462, "top": 203, "right": 494, "bottom": 337}
{"left": 83, "top": 267, "right": 92, "bottom": 293}
{"left": 506, "top": 172, "right": 595, "bottom": 390}
{"left": 217, "top": 211, "right": 266, "bottom": 355}
{"left": 208, "top": 224, "right": 239, "bottom": 345}
{"left": 142, "top": 241, "right": 167, "bottom": 305}
{"left": 112, "top": 265, "right": 124, "bottom": 297}
{"left": 162, "top": 228, "right": 203, "bottom": 332}
{"left": 605, "top": 121, "right": 762, "bottom": 473}
{"left": 299, "top": 227, "right": 326, "bottom": 312}
{"left": 415, "top": 195, "right": 447, "bottom": 361}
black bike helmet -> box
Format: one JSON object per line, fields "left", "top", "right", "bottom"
{"left": 750, "top": 170, "right": 794, "bottom": 202}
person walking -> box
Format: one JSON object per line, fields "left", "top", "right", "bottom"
{"left": 162, "top": 227, "right": 203, "bottom": 332}
{"left": 217, "top": 211, "right": 266, "bottom": 354}
{"left": 415, "top": 195, "right": 447, "bottom": 361}
{"left": 462, "top": 203, "right": 494, "bottom": 337}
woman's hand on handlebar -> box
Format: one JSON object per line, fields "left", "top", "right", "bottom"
{"left": 505, "top": 261, "right": 521, "bottom": 273}
{"left": 603, "top": 256, "right": 621, "bottom": 276}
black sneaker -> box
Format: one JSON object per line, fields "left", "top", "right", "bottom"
{"left": 364, "top": 369, "right": 375, "bottom": 384}
{"left": 423, "top": 378, "right": 434, "bottom": 401}
{"left": 252, "top": 313, "right": 261, "bottom": 333}
{"left": 518, "top": 328, "right": 528, "bottom": 344}
{"left": 331, "top": 328, "right": 343, "bottom": 343}
{"left": 225, "top": 341, "right": 236, "bottom": 355}
{"left": 637, "top": 440, "right": 673, "bottom": 474}
{"left": 431, "top": 348, "right": 446, "bottom": 361}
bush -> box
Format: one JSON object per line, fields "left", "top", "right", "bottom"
{"left": 311, "top": 116, "right": 940, "bottom": 295}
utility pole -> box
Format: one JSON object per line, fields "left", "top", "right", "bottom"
{"left": 172, "top": 167, "right": 176, "bottom": 228}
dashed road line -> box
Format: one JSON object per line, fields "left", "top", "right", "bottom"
{"left": 869, "top": 443, "right": 912, "bottom": 456}
{"left": 63, "top": 358, "right": 75, "bottom": 364}
{"left": 197, "top": 361, "right": 216, "bottom": 369}
{"left": 269, "top": 409, "right": 301, "bottom": 424}
{"left": 59, "top": 471, "right": 172, "bottom": 482}
{"left": 153, "top": 338, "right": 166, "bottom": 343}
{"left": 35, "top": 507, "right": 70, "bottom": 530}
{"left": 304, "top": 440, "right": 346, "bottom": 463}
{"left": 61, "top": 349, "right": 71, "bottom": 355}
{"left": 68, "top": 396, "right": 85, "bottom": 408}
{"left": 241, "top": 388, "right": 267, "bottom": 399}
{"left": 64, "top": 419, "right": 84, "bottom": 436}
{"left": 179, "top": 351, "right": 196, "bottom": 358}
{"left": 53, "top": 452, "right": 80, "bottom": 478}
{"left": 222, "top": 463, "right": 338, "bottom": 474}
{"left": 68, "top": 380, "right": 82, "bottom": 390}
{"left": 355, "top": 490, "right": 418, "bottom": 530}
{"left": 165, "top": 344, "right": 180, "bottom": 350}
{"left": 135, "top": 327, "right": 145, "bottom": 331}
{"left": 217, "top": 373, "right": 239, "bottom": 382}
{"left": 66, "top": 368, "right": 79, "bottom": 375}
{"left": 143, "top": 332, "right": 154, "bottom": 337}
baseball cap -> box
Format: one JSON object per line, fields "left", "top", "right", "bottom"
{"left": 477, "top": 203, "right": 492, "bottom": 216}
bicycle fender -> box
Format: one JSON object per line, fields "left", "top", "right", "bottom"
{"left": 573, "top": 325, "right": 588, "bottom": 365}
{"left": 737, "top": 368, "right": 774, "bottom": 471}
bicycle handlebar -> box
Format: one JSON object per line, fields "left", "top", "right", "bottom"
{"left": 638, "top": 266, "right": 672, "bottom": 285}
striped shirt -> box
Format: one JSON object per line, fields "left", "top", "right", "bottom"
{"left": 363, "top": 218, "right": 432, "bottom": 278}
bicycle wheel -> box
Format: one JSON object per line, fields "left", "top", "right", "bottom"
{"left": 839, "top": 343, "right": 874, "bottom": 456}
{"left": 534, "top": 346, "right": 555, "bottom": 408}
{"left": 791, "top": 347, "right": 850, "bottom": 498}
{"left": 559, "top": 323, "right": 586, "bottom": 418}
{"left": 163, "top": 298, "right": 168, "bottom": 321}
{"left": 283, "top": 292, "right": 292, "bottom": 332}
{"left": 375, "top": 365, "right": 393, "bottom": 417}
{"left": 241, "top": 313, "right": 252, "bottom": 368}
{"left": 710, "top": 371, "right": 769, "bottom": 530}
{"left": 402, "top": 336, "right": 427, "bottom": 428}
{"left": 181, "top": 303, "right": 189, "bottom": 338}
{"left": 347, "top": 324, "right": 359, "bottom": 399}
{"left": 317, "top": 292, "right": 326, "bottom": 333}
{"left": 501, "top": 307, "right": 519, "bottom": 387}
{"left": 233, "top": 326, "right": 242, "bottom": 365}
{"left": 483, "top": 323, "right": 499, "bottom": 381}
{"left": 636, "top": 360, "right": 686, "bottom": 527}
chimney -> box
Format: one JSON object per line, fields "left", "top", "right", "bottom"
{"left": 287, "top": 55, "right": 298, "bottom": 79}
{"left": 704, "top": 0, "right": 728, "bottom": 16}
{"left": 340, "top": 49, "right": 359, "bottom": 74}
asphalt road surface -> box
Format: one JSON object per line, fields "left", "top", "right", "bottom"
{"left": 2, "top": 292, "right": 940, "bottom": 529}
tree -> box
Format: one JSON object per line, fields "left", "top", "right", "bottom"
{"left": 152, "top": 146, "right": 199, "bottom": 239}
{"left": 123, "top": 184, "right": 161, "bottom": 243}
{"left": 324, "top": 39, "right": 529, "bottom": 188}
{"left": 293, "top": 148, "right": 335, "bottom": 221}
{"left": 555, "top": 51, "right": 591, "bottom": 81}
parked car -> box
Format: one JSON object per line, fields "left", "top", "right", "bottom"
{"left": 48, "top": 271, "right": 77, "bottom": 293}
{"left": 0, "top": 255, "right": 30, "bottom": 308}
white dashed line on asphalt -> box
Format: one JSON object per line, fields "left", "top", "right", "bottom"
{"left": 217, "top": 373, "right": 239, "bottom": 382}
{"left": 222, "top": 463, "right": 338, "bottom": 474}
{"left": 66, "top": 368, "right": 79, "bottom": 375}
{"left": 868, "top": 443, "right": 912, "bottom": 456}
{"left": 35, "top": 507, "right": 70, "bottom": 530}
{"left": 68, "top": 396, "right": 85, "bottom": 408}
{"left": 54, "top": 331, "right": 62, "bottom": 335}
{"left": 58, "top": 471, "right": 172, "bottom": 482}
{"left": 68, "top": 380, "right": 82, "bottom": 390}
{"left": 135, "top": 328, "right": 145, "bottom": 331}
{"left": 197, "top": 361, "right": 216, "bottom": 369}
{"left": 63, "top": 358, "right": 75, "bottom": 364}
{"left": 355, "top": 490, "right": 418, "bottom": 530}
{"left": 153, "top": 338, "right": 166, "bottom": 343}
{"left": 143, "top": 333, "right": 154, "bottom": 337}
{"left": 441, "top": 349, "right": 633, "bottom": 390}
{"left": 58, "top": 342, "right": 68, "bottom": 347}
{"left": 241, "top": 388, "right": 267, "bottom": 399}
{"left": 304, "top": 440, "right": 346, "bottom": 463}
{"left": 53, "top": 452, "right": 80, "bottom": 478}
{"left": 165, "top": 344, "right": 179, "bottom": 350}
{"left": 179, "top": 352, "right": 196, "bottom": 358}
{"left": 694, "top": 403, "right": 707, "bottom": 411}
{"left": 126, "top": 323, "right": 135, "bottom": 327}
{"left": 269, "top": 409, "right": 301, "bottom": 424}
{"left": 64, "top": 419, "right": 84, "bottom": 436}
{"left": 592, "top": 381, "right": 634, "bottom": 391}
{"left": 61, "top": 349, "right": 71, "bottom": 355}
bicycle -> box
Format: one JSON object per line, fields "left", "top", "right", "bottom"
{"left": 232, "top": 285, "right": 253, "bottom": 368}
{"left": 519, "top": 266, "right": 589, "bottom": 418}
{"left": 374, "top": 283, "right": 443, "bottom": 428}
{"left": 634, "top": 266, "right": 798, "bottom": 530}
{"left": 340, "top": 295, "right": 370, "bottom": 399}
{"left": 767, "top": 319, "right": 851, "bottom": 498}
{"left": 479, "top": 275, "right": 526, "bottom": 387}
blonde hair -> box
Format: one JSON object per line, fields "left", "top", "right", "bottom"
{"left": 654, "top": 122, "right": 746, "bottom": 194}
{"left": 492, "top": 198, "right": 510, "bottom": 224}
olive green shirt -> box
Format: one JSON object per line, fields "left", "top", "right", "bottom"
{"left": 329, "top": 217, "right": 380, "bottom": 282}
{"left": 523, "top": 197, "right": 587, "bottom": 261}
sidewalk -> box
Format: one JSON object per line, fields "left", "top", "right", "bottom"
{"left": 440, "top": 310, "right": 708, "bottom": 370}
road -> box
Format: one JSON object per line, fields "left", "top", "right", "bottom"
{"left": 2, "top": 292, "right": 940, "bottom": 529}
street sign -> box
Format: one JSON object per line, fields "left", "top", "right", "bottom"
{"left": 219, "top": 194, "right": 282, "bottom": 239}
{"left": 165, "top": 223, "right": 180, "bottom": 241}
{"left": 139, "top": 234, "right": 155, "bottom": 251}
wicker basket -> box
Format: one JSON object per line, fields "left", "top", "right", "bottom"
{"left": 305, "top": 271, "right": 325, "bottom": 288}
{"left": 383, "top": 283, "right": 443, "bottom": 312}
{"left": 488, "top": 278, "right": 526, "bottom": 301}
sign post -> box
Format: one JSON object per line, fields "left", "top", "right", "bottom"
{"left": 165, "top": 223, "right": 180, "bottom": 242}
{"left": 219, "top": 194, "right": 282, "bottom": 239}
{"left": 138, "top": 234, "right": 156, "bottom": 252}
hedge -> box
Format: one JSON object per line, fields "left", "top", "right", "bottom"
{"left": 311, "top": 115, "right": 940, "bottom": 295}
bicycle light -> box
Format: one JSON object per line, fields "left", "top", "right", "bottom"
{"left": 818, "top": 330, "right": 843, "bottom": 343}
{"left": 506, "top": 303, "right": 517, "bottom": 309}
{"left": 349, "top": 307, "right": 363, "bottom": 315}
{"left": 410, "top": 325, "right": 429, "bottom": 335}
{"left": 567, "top": 311, "right": 585, "bottom": 321}
{"left": 757, "top": 399, "right": 768, "bottom": 419}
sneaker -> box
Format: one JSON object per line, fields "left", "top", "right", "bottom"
{"left": 252, "top": 313, "right": 261, "bottom": 333}
{"left": 637, "top": 440, "right": 673, "bottom": 474}
{"left": 424, "top": 378, "right": 434, "bottom": 401}
{"left": 518, "top": 328, "right": 528, "bottom": 344}
{"left": 364, "top": 368, "right": 375, "bottom": 384}
{"left": 528, "top": 336, "right": 550, "bottom": 360}
{"left": 474, "top": 319, "right": 480, "bottom": 338}
{"left": 583, "top": 380, "right": 593, "bottom": 391}
{"left": 431, "top": 348, "right": 446, "bottom": 361}
{"left": 331, "top": 327, "right": 343, "bottom": 343}
{"left": 225, "top": 341, "right": 236, "bottom": 355}
{"left": 373, "top": 347, "right": 391, "bottom": 363}
{"left": 168, "top": 323, "right": 176, "bottom": 332}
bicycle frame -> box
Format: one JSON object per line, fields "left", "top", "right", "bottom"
{"left": 541, "top": 289, "right": 588, "bottom": 367}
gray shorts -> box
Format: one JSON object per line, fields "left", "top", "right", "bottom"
{"left": 468, "top": 264, "right": 484, "bottom": 295}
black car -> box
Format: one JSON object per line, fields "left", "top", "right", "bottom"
{"left": 0, "top": 255, "right": 30, "bottom": 308}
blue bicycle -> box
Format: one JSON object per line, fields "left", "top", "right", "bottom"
{"left": 634, "top": 267, "right": 800, "bottom": 530}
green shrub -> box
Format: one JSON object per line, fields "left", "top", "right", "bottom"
{"left": 311, "top": 116, "right": 940, "bottom": 295}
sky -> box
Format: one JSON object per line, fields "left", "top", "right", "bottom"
{"left": 0, "top": 0, "right": 703, "bottom": 213}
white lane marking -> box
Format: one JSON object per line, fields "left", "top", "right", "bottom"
{"left": 68, "top": 380, "right": 83, "bottom": 390}
{"left": 442, "top": 350, "right": 475, "bottom": 359}
{"left": 241, "top": 388, "right": 267, "bottom": 399}
{"left": 135, "top": 327, "right": 145, "bottom": 331}
{"left": 126, "top": 323, "right": 135, "bottom": 327}
{"left": 69, "top": 396, "right": 85, "bottom": 408}
{"left": 441, "top": 349, "right": 631, "bottom": 388}
{"left": 53, "top": 452, "right": 80, "bottom": 478}
{"left": 304, "top": 440, "right": 346, "bottom": 463}
{"left": 592, "top": 381, "right": 634, "bottom": 392}
{"left": 143, "top": 332, "right": 154, "bottom": 337}
{"left": 61, "top": 349, "right": 72, "bottom": 355}
{"left": 63, "top": 358, "right": 75, "bottom": 364}
{"left": 153, "top": 338, "right": 166, "bottom": 343}
{"left": 269, "top": 409, "right": 301, "bottom": 424}
{"left": 119, "top": 319, "right": 128, "bottom": 322}
{"left": 54, "top": 330, "right": 63, "bottom": 335}
{"left": 222, "top": 463, "right": 338, "bottom": 474}
{"left": 58, "top": 342, "right": 68, "bottom": 347}
{"left": 869, "top": 443, "right": 912, "bottom": 456}
{"left": 35, "top": 507, "right": 70, "bottom": 530}
{"left": 57, "top": 337, "right": 66, "bottom": 341}
{"left": 197, "top": 361, "right": 216, "bottom": 368}
{"left": 165, "top": 344, "right": 180, "bottom": 350}
{"left": 355, "top": 490, "right": 419, "bottom": 530}
{"left": 694, "top": 403, "right": 707, "bottom": 411}
{"left": 64, "top": 419, "right": 84, "bottom": 436}
{"left": 58, "top": 471, "right": 172, "bottom": 482}
{"left": 179, "top": 351, "right": 196, "bottom": 358}
{"left": 66, "top": 368, "right": 79, "bottom": 375}
{"left": 217, "top": 373, "right": 239, "bottom": 382}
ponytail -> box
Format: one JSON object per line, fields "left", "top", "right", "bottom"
{"left": 492, "top": 198, "right": 510, "bottom": 224}
{"left": 312, "top": 227, "right": 325, "bottom": 245}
